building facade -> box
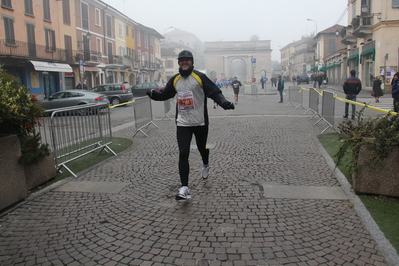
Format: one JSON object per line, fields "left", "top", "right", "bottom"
{"left": 341, "top": 0, "right": 399, "bottom": 88}
{"left": 0, "top": 0, "right": 163, "bottom": 100}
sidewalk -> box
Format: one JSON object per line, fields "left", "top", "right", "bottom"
{"left": 1, "top": 87, "right": 398, "bottom": 265}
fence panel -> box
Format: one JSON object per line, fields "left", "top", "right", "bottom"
{"left": 39, "top": 103, "right": 115, "bottom": 177}
{"left": 305, "top": 88, "right": 320, "bottom": 119}
{"left": 286, "top": 86, "right": 304, "bottom": 109}
{"left": 132, "top": 97, "right": 158, "bottom": 137}
{"left": 314, "top": 90, "right": 335, "bottom": 133}
{"left": 162, "top": 97, "right": 176, "bottom": 120}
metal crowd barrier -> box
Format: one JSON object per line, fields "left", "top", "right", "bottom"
{"left": 162, "top": 97, "right": 176, "bottom": 120}
{"left": 304, "top": 88, "right": 321, "bottom": 119}
{"left": 132, "top": 96, "right": 159, "bottom": 137}
{"left": 286, "top": 86, "right": 304, "bottom": 109}
{"left": 38, "top": 103, "right": 116, "bottom": 177}
{"left": 314, "top": 90, "right": 335, "bottom": 133}
{"left": 249, "top": 84, "right": 259, "bottom": 101}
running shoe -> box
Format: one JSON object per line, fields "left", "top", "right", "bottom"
{"left": 175, "top": 186, "right": 191, "bottom": 200}
{"left": 201, "top": 164, "right": 210, "bottom": 179}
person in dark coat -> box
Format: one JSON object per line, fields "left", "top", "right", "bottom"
{"left": 317, "top": 74, "right": 323, "bottom": 89}
{"left": 372, "top": 76, "right": 383, "bottom": 103}
{"left": 391, "top": 72, "right": 399, "bottom": 112}
{"left": 343, "top": 69, "right": 362, "bottom": 119}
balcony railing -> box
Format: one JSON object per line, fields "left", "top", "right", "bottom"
{"left": 351, "top": 15, "right": 373, "bottom": 37}
{"left": 75, "top": 50, "right": 102, "bottom": 64}
{"left": 0, "top": 39, "right": 69, "bottom": 62}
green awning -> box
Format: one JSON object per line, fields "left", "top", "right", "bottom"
{"left": 347, "top": 54, "right": 359, "bottom": 66}
{"left": 319, "top": 66, "right": 327, "bottom": 72}
{"left": 311, "top": 66, "right": 318, "bottom": 72}
{"left": 360, "top": 48, "right": 375, "bottom": 63}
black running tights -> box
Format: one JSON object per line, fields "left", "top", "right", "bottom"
{"left": 177, "top": 125, "right": 209, "bottom": 186}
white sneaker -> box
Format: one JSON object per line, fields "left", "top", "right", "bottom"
{"left": 175, "top": 186, "right": 191, "bottom": 200}
{"left": 201, "top": 164, "right": 210, "bottom": 179}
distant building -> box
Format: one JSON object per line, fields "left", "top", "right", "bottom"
{"left": 204, "top": 40, "right": 272, "bottom": 82}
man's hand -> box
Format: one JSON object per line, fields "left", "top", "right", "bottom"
{"left": 221, "top": 101, "right": 235, "bottom": 110}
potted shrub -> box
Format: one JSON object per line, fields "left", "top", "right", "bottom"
{"left": 0, "top": 67, "right": 55, "bottom": 209}
{"left": 335, "top": 109, "right": 399, "bottom": 197}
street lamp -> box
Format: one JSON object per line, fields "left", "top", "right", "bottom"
{"left": 163, "top": 26, "right": 173, "bottom": 36}
{"left": 307, "top": 18, "right": 318, "bottom": 35}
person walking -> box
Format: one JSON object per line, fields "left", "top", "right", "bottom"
{"left": 231, "top": 77, "right": 242, "bottom": 104}
{"left": 292, "top": 75, "right": 297, "bottom": 86}
{"left": 260, "top": 76, "right": 265, "bottom": 89}
{"left": 391, "top": 72, "right": 399, "bottom": 112}
{"left": 372, "top": 76, "right": 383, "bottom": 103}
{"left": 277, "top": 75, "right": 284, "bottom": 103}
{"left": 146, "top": 50, "right": 235, "bottom": 200}
{"left": 343, "top": 69, "right": 362, "bottom": 120}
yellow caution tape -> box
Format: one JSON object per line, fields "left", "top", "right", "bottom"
{"left": 334, "top": 95, "right": 397, "bottom": 115}
{"left": 108, "top": 99, "right": 135, "bottom": 109}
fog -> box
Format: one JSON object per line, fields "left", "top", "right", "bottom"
{"left": 101, "top": 0, "right": 348, "bottom": 62}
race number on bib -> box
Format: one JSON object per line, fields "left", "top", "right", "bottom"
{"left": 177, "top": 91, "right": 195, "bottom": 110}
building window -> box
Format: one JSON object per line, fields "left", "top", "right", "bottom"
{"left": 43, "top": 0, "right": 51, "bottom": 21}
{"left": 119, "top": 46, "right": 125, "bottom": 56}
{"left": 81, "top": 2, "right": 89, "bottom": 30}
{"left": 329, "top": 39, "right": 336, "bottom": 53}
{"left": 96, "top": 38, "right": 101, "bottom": 53}
{"left": 150, "top": 36, "right": 154, "bottom": 46}
{"left": 118, "top": 23, "right": 122, "bottom": 37}
{"left": 165, "top": 60, "right": 174, "bottom": 68}
{"left": 393, "top": 0, "right": 399, "bottom": 7}
{"left": 62, "top": 0, "right": 70, "bottom": 25}
{"left": 126, "top": 25, "right": 128, "bottom": 36}
{"left": 95, "top": 8, "right": 100, "bottom": 26}
{"left": 137, "top": 29, "right": 141, "bottom": 46}
{"left": 106, "top": 14, "right": 112, "bottom": 38}
{"left": 25, "top": 0, "right": 33, "bottom": 16}
{"left": 144, "top": 32, "right": 148, "bottom": 48}
{"left": 131, "top": 28, "right": 134, "bottom": 38}
{"left": 1, "top": 0, "right": 12, "bottom": 9}
{"left": 3, "top": 16, "right": 15, "bottom": 45}
{"left": 45, "top": 28, "right": 56, "bottom": 52}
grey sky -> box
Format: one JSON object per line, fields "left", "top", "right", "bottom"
{"left": 101, "top": 0, "right": 348, "bottom": 62}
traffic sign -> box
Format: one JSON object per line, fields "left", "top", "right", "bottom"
{"left": 251, "top": 58, "right": 256, "bottom": 63}
{"left": 252, "top": 78, "right": 256, "bottom": 82}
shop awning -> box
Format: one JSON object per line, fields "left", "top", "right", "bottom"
{"left": 347, "top": 54, "right": 359, "bottom": 66}
{"left": 360, "top": 48, "right": 375, "bottom": 64}
{"left": 30, "top": 60, "right": 73, "bottom": 72}
{"left": 319, "top": 66, "right": 327, "bottom": 72}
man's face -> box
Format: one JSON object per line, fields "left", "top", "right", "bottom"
{"left": 178, "top": 58, "right": 193, "bottom": 70}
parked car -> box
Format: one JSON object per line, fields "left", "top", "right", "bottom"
{"left": 297, "top": 75, "right": 310, "bottom": 84}
{"left": 91, "top": 83, "right": 133, "bottom": 106}
{"left": 40, "top": 90, "right": 109, "bottom": 110}
{"left": 131, "top": 82, "right": 165, "bottom": 97}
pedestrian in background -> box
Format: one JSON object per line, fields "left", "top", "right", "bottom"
{"left": 312, "top": 74, "right": 318, "bottom": 88}
{"left": 391, "top": 72, "right": 399, "bottom": 112}
{"left": 317, "top": 74, "right": 323, "bottom": 89}
{"left": 277, "top": 75, "right": 284, "bottom": 103}
{"left": 343, "top": 69, "right": 362, "bottom": 120}
{"left": 292, "top": 75, "right": 297, "bottom": 86}
{"left": 213, "top": 78, "right": 222, "bottom": 108}
{"left": 372, "top": 76, "right": 383, "bottom": 103}
{"left": 231, "top": 76, "right": 242, "bottom": 104}
{"left": 146, "top": 50, "right": 235, "bottom": 200}
{"left": 260, "top": 76, "right": 265, "bottom": 89}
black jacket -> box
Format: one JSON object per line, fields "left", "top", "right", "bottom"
{"left": 343, "top": 76, "right": 362, "bottom": 95}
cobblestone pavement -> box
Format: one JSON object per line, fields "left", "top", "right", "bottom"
{"left": 0, "top": 85, "right": 397, "bottom": 265}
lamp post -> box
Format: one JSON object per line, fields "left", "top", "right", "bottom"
{"left": 307, "top": 18, "right": 317, "bottom": 35}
